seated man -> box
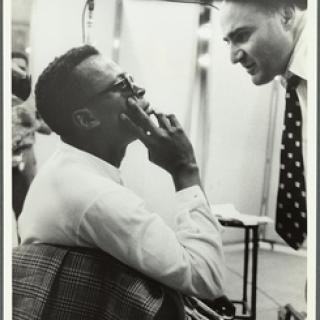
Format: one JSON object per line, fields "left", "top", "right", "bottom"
{"left": 18, "top": 45, "right": 225, "bottom": 300}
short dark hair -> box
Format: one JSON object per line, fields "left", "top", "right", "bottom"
{"left": 35, "top": 45, "right": 99, "bottom": 136}
{"left": 221, "top": 0, "right": 307, "bottom": 11}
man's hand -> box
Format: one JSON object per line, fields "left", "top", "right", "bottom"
{"left": 12, "top": 61, "right": 27, "bottom": 80}
{"left": 120, "top": 97, "right": 201, "bottom": 191}
{"left": 12, "top": 60, "right": 32, "bottom": 101}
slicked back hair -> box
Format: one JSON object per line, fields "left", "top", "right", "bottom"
{"left": 35, "top": 45, "right": 100, "bottom": 136}
{"left": 222, "top": 0, "right": 307, "bottom": 12}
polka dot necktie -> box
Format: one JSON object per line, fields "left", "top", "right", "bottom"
{"left": 275, "top": 75, "right": 307, "bottom": 250}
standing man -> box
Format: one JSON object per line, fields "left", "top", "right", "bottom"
{"left": 219, "top": 0, "right": 307, "bottom": 250}
{"left": 12, "top": 52, "right": 51, "bottom": 220}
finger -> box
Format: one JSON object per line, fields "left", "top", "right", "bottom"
{"left": 154, "top": 113, "right": 171, "bottom": 130}
{"left": 119, "top": 114, "right": 152, "bottom": 146}
{"left": 127, "top": 98, "right": 160, "bottom": 135}
{"left": 167, "top": 114, "right": 183, "bottom": 130}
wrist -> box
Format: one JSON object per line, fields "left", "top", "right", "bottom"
{"left": 172, "top": 163, "right": 201, "bottom": 191}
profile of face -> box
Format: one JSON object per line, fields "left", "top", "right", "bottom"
{"left": 220, "top": 1, "right": 294, "bottom": 85}
{"left": 71, "top": 55, "right": 150, "bottom": 146}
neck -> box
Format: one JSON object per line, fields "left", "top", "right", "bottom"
{"left": 62, "top": 136, "right": 127, "bottom": 168}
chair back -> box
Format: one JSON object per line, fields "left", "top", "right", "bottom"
{"left": 13, "top": 244, "right": 184, "bottom": 320}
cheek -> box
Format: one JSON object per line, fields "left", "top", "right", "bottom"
{"left": 247, "top": 36, "right": 268, "bottom": 64}
{"left": 111, "top": 101, "right": 129, "bottom": 129}
{"left": 112, "top": 95, "right": 128, "bottom": 114}
{"left": 102, "top": 97, "right": 127, "bottom": 117}
{"left": 94, "top": 106, "right": 125, "bottom": 132}
{"left": 252, "top": 27, "right": 287, "bottom": 68}
{"left": 257, "top": 40, "right": 285, "bottom": 74}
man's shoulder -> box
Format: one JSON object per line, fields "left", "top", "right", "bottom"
{"left": 43, "top": 149, "right": 122, "bottom": 193}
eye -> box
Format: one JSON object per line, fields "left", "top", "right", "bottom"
{"left": 234, "top": 31, "right": 250, "bottom": 44}
{"left": 112, "top": 79, "right": 129, "bottom": 91}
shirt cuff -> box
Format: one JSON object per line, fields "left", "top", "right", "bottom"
{"left": 175, "top": 185, "right": 207, "bottom": 205}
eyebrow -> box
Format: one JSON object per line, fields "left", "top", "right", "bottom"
{"left": 115, "top": 72, "right": 126, "bottom": 80}
{"left": 94, "top": 72, "right": 127, "bottom": 97}
{"left": 223, "top": 27, "right": 249, "bottom": 42}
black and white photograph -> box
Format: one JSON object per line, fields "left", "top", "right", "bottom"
{"left": 8, "top": 0, "right": 316, "bottom": 319}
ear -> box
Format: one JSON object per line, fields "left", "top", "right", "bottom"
{"left": 72, "top": 108, "right": 100, "bottom": 130}
{"left": 280, "top": 5, "right": 295, "bottom": 30}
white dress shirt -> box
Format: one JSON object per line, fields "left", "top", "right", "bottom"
{"left": 282, "top": 14, "right": 307, "bottom": 166}
{"left": 18, "top": 141, "right": 225, "bottom": 299}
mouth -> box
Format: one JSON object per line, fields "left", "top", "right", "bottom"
{"left": 141, "top": 101, "right": 154, "bottom": 115}
{"left": 243, "top": 63, "right": 256, "bottom": 75}
{"left": 126, "top": 96, "right": 154, "bottom": 116}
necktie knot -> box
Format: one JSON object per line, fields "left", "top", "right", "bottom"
{"left": 287, "top": 75, "right": 301, "bottom": 90}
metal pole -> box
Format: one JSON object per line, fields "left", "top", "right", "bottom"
{"left": 112, "top": 0, "right": 123, "bottom": 63}
{"left": 251, "top": 226, "right": 259, "bottom": 320}
{"left": 243, "top": 228, "right": 249, "bottom": 315}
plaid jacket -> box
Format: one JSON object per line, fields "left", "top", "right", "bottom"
{"left": 13, "top": 244, "right": 185, "bottom": 320}
{"left": 13, "top": 244, "right": 232, "bottom": 320}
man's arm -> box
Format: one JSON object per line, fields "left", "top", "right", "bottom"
{"left": 97, "top": 98, "right": 224, "bottom": 299}
{"left": 79, "top": 182, "right": 224, "bottom": 300}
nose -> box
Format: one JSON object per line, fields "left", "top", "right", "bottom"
{"left": 134, "top": 84, "right": 145, "bottom": 98}
{"left": 230, "top": 45, "right": 244, "bottom": 64}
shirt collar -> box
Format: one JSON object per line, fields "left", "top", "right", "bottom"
{"left": 282, "top": 14, "right": 307, "bottom": 85}
{"left": 59, "top": 140, "right": 123, "bottom": 185}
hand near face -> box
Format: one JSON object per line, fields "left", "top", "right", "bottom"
{"left": 12, "top": 60, "right": 27, "bottom": 80}
{"left": 12, "top": 60, "right": 32, "bottom": 101}
{"left": 121, "top": 97, "right": 201, "bottom": 191}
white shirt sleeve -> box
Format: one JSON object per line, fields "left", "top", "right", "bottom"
{"left": 77, "top": 184, "right": 225, "bottom": 300}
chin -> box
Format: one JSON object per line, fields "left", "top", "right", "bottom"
{"left": 251, "top": 73, "right": 274, "bottom": 86}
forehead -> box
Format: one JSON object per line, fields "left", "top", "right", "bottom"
{"left": 220, "top": 1, "right": 269, "bottom": 37}
{"left": 72, "top": 55, "right": 123, "bottom": 97}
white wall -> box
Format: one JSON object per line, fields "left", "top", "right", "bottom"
{"left": 203, "top": 10, "right": 275, "bottom": 242}
{"left": 117, "top": 1, "right": 199, "bottom": 226}
{"left": 30, "top": 0, "right": 278, "bottom": 242}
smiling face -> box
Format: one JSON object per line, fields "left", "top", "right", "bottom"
{"left": 220, "top": 1, "right": 294, "bottom": 85}
{"left": 71, "top": 55, "right": 150, "bottom": 146}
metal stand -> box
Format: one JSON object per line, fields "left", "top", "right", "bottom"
{"left": 219, "top": 220, "right": 260, "bottom": 320}
{"left": 278, "top": 304, "right": 307, "bottom": 320}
